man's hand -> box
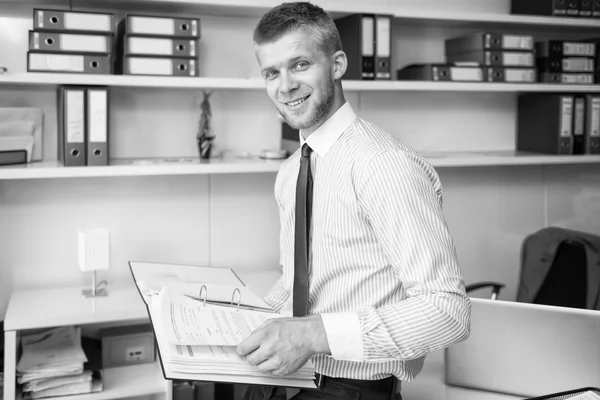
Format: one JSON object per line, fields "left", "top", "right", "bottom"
{"left": 236, "top": 314, "right": 330, "bottom": 376}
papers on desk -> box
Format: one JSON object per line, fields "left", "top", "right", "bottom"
{"left": 128, "top": 261, "right": 317, "bottom": 388}
{"left": 16, "top": 326, "right": 103, "bottom": 399}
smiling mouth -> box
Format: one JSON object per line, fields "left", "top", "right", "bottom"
{"left": 285, "top": 95, "right": 310, "bottom": 107}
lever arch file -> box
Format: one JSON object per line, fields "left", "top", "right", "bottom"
{"left": 119, "top": 15, "right": 201, "bottom": 38}
{"left": 517, "top": 94, "right": 574, "bottom": 155}
{"left": 120, "top": 36, "right": 198, "bottom": 58}
{"left": 585, "top": 95, "right": 600, "bottom": 154}
{"left": 335, "top": 14, "right": 376, "bottom": 80}
{"left": 86, "top": 88, "right": 109, "bottom": 166}
{"left": 118, "top": 56, "right": 197, "bottom": 76}
{"left": 28, "top": 52, "right": 112, "bottom": 74}
{"left": 128, "top": 261, "right": 317, "bottom": 389}
{"left": 29, "top": 31, "right": 112, "bottom": 54}
{"left": 57, "top": 86, "right": 86, "bottom": 167}
{"left": 33, "top": 8, "right": 115, "bottom": 34}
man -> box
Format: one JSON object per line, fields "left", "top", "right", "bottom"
{"left": 236, "top": 2, "right": 471, "bottom": 399}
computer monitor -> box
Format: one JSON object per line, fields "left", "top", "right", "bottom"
{"left": 444, "top": 297, "right": 600, "bottom": 398}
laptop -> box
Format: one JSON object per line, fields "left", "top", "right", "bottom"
{"left": 444, "top": 297, "right": 600, "bottom": 398}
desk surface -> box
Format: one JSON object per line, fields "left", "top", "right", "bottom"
{"left": 402, "top": 350, "right": 524, "bottom": 400}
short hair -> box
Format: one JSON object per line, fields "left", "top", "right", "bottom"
{"left": 253, "top": 2, "right": 342, "bottom": 55}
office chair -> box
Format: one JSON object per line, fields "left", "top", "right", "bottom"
{"left": 467, "top": 226, "right": 599, "bottom": 309}
{"left": 465, "top": 281, "right": 505, "bottom": 300}
{"left": 516, "top": 226, "right": 599, "bottom": 310}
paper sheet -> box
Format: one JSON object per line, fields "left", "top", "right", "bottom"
{"left": 156, "top": 286, "right": 280, "bottom": 346}
{"left": 569, "top": 392, "right": 600, "bottom": 400}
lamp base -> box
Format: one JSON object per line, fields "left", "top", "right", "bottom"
{"left": 82, "top": 287, "right": 108, "bottom": 298}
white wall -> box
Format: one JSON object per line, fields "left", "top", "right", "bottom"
{"left": 1, "top": 0, "right": 600, "bottom": 318}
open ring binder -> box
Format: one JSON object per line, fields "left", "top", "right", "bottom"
{"left": 197, "top": 284, "right": 243, "bottom": 310}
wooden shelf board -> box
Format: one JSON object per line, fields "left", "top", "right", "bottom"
{"left": 0, "top": 153, "right": 598, "bottom": 181}
{"left": 1, "top": 72, "right": 600, "bottom": 93}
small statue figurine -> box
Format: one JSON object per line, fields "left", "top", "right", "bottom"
{"left": 197, "top": 90, "right": 215, "bottom": 159}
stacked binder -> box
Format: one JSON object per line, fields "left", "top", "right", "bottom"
{"left": 334, "top": 13, "right": 392, "bottom": 80}
{"left": 115, "top": 14, "right": 201, "bottom": 77}
{"left": 57, "top": 85, "right": 110, "bottom": 167}
{"left": 443, "top": 31, "right": 537, "bottom": 83}
{"left": 511, "top": 0, "right": 600, "bottom": 19}
{"left": 517, "top": 93, "right": 600, "bottom": 155}
{"left": 27, "top": 8, "right": 116, "bottom": 74}
{"left": 536, "top": 40, "right": 596, "bottom": 84}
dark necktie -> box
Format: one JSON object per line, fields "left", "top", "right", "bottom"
{"left": 293, "top": 143, "right": 313, "bottom": 317}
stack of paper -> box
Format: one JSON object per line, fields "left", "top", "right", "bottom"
{"left": 17, "top": 326, "right": 102, "bottom": 399}
{"left": 151, "top": 286, "right": 316, "bottom": 387}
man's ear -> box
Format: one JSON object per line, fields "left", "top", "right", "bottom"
{"left": 332, "top": 50, "right": 347, "bottom": 80}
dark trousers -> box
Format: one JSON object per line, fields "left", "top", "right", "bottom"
{"left": 240, "top": 376, "right": 400, "bottom": 400}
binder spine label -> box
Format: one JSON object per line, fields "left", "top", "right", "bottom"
{"left": 129, "top": 37, "right": 173, "bottom": 55}
{"left": 61, "top": 33, "right": 108, "bottom": 53}
{"left": 563, "top": 42, "right": 595, "bottom": 56}
{"left": 361, "top": 16, "right": 374, "bottom": 79}
{"left": 64, "top": 13, "right": 111, "bottom": 31}
{"left": 560, "top": 97, "right": 573, "bottom": 137}
{"left": 562, "top": 73, "right": 594, "bottom": 84}
{"left": 66, "top": 91, "right": 85, "bottom": 144}
{"left": 130, "top": 58, "right": 173, "bottom": 75}
{"left": 30, "top": 53, "right": 84, "bottom": 72}
{"left": 502, "top": 52, "right": 534, "bottom": 66}
{"left": 33, "top": 32, "right": 40, "bottom": 48}
{"left": 448, "top": 66, "right": 483, "bottom": 81}
{"left": 36, "top": 10, "right": 44, "bottom": 28}
{"left": 88, "top": 90, "right": 107, "bottom": 142}
{"left": 131, "top": 17, "right": 175, "bottom": 35}
{"left": 592, "top": 98, "right": 600, "bottom": 137}
{"left": 501, "top": 35, "right": 533, "bottom": 50}
{"left": 562, "top": 57, "right": 594, "bottom": 72}
{"left": 504, "top": 68, "right": 536, "bottom": 82}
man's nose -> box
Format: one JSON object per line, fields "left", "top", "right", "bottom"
{"left": 279, "top": 71, "right": 299, "bottom": 94}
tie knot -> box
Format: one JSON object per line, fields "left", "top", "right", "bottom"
{"left": 301, "top": 143, "right": 312, "bottom": 158}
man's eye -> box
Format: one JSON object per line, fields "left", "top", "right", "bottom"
{"left": 265, "top": 71, "right": 277, "bottom": 79}
{"left": 295, "top": 62, "right": 308, "bottom": 69}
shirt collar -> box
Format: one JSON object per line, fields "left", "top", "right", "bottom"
{"left": 299, "top": 102, "right": 356, "bottom": 157}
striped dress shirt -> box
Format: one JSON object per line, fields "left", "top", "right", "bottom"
{"left": 264, "top": 102, "right": 471, "bottom": 382}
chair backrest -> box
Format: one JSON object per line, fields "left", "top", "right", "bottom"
{"left": 533, "top": 240, "right": 587, "bottom": 309}
{"left": 517, "top": 226, "right": 600, "bottom": 310}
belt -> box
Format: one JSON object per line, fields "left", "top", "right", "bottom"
{"left": 315, "top": 374, "right": 397, "bottom": 395}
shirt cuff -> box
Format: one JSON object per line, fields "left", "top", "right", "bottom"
{"left": 320, "top": 313, "right": 364, "bottom": 362}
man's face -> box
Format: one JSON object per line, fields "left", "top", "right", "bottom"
{"left": 255, "top": 28, "right": 335, "bottom": 131}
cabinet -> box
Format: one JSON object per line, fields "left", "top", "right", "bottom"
{"left": 1, "top": 1, "right": 599, "bottom": 399}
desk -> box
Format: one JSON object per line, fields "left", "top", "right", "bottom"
{"left": 401, "top": 350, "right": 524, "bottom": 400}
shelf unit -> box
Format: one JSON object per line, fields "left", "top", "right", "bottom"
{"left": 1, "top": 72, "right": 600, "bottom": 93}
{"left": 2, "top": 271, "right": 281, "bottom": 400}
{"left": 1, "top": 152, "right": 600, "bottom": 180}
{"left": 2, "top": 2, "right": 600, "bottom": 400}
{"left": 2, "top": 285, "right": 166, "bottom": 400}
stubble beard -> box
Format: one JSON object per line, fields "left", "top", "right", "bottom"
{"left": 279, "top": 79, "right": 335, "bottom": 131}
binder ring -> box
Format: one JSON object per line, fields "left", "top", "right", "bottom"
{"left": 199, "top": 284, "right": 207, "bottom": 307}
{"left": 231, "top": 288, "right": 241, "bottom": 311}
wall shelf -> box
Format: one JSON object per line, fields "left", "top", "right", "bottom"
{"left": 1, "top": 152, "right": 599, "bottom": 180}
{"left": 1, "top": 72, "right": 599, "bottom": 93}
{"left": 2, "top": 0, "right": 599, "bottom": 30}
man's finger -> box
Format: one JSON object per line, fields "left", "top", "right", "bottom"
{"left": 244, "top": 346, "right": 270, "bottom": 366}
{"left": 256, "top": 357, "right": 281, "bottom": 375}
{"left": 236, "top": 331, "right": 262, "bottom": 356}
